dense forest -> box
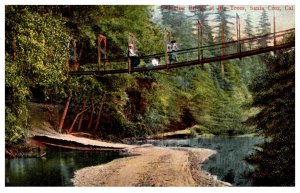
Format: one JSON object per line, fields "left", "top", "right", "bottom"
{"left": 5, "top": 5, "right": 294, "bottom": 186}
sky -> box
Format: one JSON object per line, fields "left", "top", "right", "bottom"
{"left": 154, "top": 5, "right": 295, "bottom": 38}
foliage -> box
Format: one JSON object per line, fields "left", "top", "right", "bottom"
{"left": 5, "top": 6, "right": 70, "bottom": 143}
{"left": 5, "top": 5, "right": 262, "bottom": 143}
{"left": 257, "top": 9, "right": 271, "bottom": 47}
{"left": 160, "top": 6, "right": 196, "bottom": 49}
{"left": 245, "top": 47, "right": 295, "bottom": 186}
{"left": 5, "top": 59, "right": 29, "bottom": 143}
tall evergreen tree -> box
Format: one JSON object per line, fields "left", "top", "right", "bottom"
{"left": 189, "top": 6, "right": 214, "bottom": 45}
{"left": 214, "top": 7, "right": 234, "bottom": 43}
{"left": 239, "top": 13, "right": 266, "bottom": 86}
{"left": 246, "top": 36, "right": 295, "bottom": 185}
{"left": 244, "top": 13, "right": 254, "bottom": 49}
{"left": 257, "top": 9, "right": 271, "bottom": 47}
{"left": 211, "top": 8, "right": 235, "bottom": 89}
{"left": 160, "top": 6, "right": 195, "bottom": 49}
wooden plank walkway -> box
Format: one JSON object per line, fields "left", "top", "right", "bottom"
{"left": 69, "top": 42, "right": 294, "bottom": 76}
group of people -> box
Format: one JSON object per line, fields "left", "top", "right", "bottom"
{"left": 128, "top": 40, "right": 178, "bottom": 69}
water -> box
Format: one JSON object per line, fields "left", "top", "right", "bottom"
{"left": 5, "top": 150, "right": 123, "bottom": 186}
{"left": 138, "top": 136, "right": 263, "bottom": 186}
{"left": 6, "top": 137, "right": 262, "bottom": 186}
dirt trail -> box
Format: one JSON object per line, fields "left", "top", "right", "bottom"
{"left": 73, "top": 146, "right": 230, "bottom": 187}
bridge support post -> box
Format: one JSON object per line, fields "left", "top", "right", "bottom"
{"left": 273, "top": 11, "right": 276, "bottom": 53}
{"left": 236, "top": 13, "right": 241, "bottom": 60}
{"left": 165, "top": 30, "right": 171, "bottom": 68}
{"left": 72, "top": 39, "right": 79, "bottom": 71}
{"left": 128, "top": 32, "right": 136, "bottom": 73}
{"left": 220, "top": 25, "right": 225, "bottom": 79}
{"left": 198, "top": 21, "right": 203, "bottom": 67}
{"left": 98, "top": 35, "right": 107, "bottom": 72}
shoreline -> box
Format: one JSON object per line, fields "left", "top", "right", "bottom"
{"left": 73, "top": 146, "right": 231, "bottom": 187}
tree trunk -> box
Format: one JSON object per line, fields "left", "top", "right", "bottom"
{"left": 77, "top": 97, "right": 87, "bottom": 131}
{"left": 58, "top": 90, "right": 72, "bottom": 133}
{"left": 67, "top": 108, "right": 88, "bottom": 134}
{"left": 78, "top": 47, "right": 84, "bottom": 61}
{"left": 94, "top": 95, "right": 106, "bottom": 131}
{"left": 87, "top": 100, "right": 94, "bottom": 130}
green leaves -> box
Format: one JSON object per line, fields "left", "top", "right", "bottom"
{"left": 246, "top": 48, "right": 295, "bottom": 185}
{"left": 5, "top": 6, "right": 70, "bottom": 143}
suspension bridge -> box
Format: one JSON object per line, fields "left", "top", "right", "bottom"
{"left": 67, "top": 16, "right": 294, "bottom": 76}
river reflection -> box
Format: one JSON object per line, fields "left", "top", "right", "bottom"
{"left": 5, "top": 151, "right": 123, "bottom": 186}
{"left": 139, "top": 136, "right": 263, "bottom": 186}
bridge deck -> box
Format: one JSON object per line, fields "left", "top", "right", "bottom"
{"left": 69, "top": 42, "right": 294, "bottom": 76}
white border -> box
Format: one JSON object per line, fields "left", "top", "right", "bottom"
{"left": 1, "top": 1, "right": 298, "bottom": 193}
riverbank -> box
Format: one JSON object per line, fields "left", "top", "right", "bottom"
{"left": 73, "top": 146, "right": 230, "bottom": 187}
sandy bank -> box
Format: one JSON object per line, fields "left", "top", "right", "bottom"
{"left": 73, "top": 146, "right": 230, "bottom": 187}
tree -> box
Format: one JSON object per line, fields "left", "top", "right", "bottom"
{"left": 246, "top": 36, "right": 295, "bottom": 185}
{"left": 189, "top": 5, "right": 215, "bottom": 58}
{"left": 214, "top": 7, "right": 234, "bottom": 43}
{"left": 5, "top": 6, "right": 70, "bottom": 143}
{"left": 160, "top": 6, "right": 196, "bottom": 49}
{"left": 239, "top": 13, "right": 266, "bottom": 86}
{"left": 244, "top": 13, "right": 254, "bottom": 49}
{"left": 257, "top": 9, "right": 271, "bottom": 47}
{"left": 212, "top": 7, "right": 235, "bottom": 82}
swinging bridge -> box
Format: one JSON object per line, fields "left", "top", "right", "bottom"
{"left": 31, "top": 16, "right": 295, "bottom": 151}
{"left": 68, "top": 23, "right": 295, "bottom": 76}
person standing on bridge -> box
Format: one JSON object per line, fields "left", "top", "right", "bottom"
{"left": 128, "top": 44, "right": 140, "bottom": 68}
{"left": 169, "top": 40, "right": 178, "bottom": 63}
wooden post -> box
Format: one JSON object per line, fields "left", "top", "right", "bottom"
{"left": 97, "top": 37, "right": 101, "bottom": 71}
{"left": 128, "top": 58, "right": 131, "bottom": 74}
{"left": 237, "top": 13, "right": 241, "bottom": 59}
{"left": 98, "top": 35, "right": 107, "bottom": 71}
{"left": 221, "top": 25, "right": 225, "bottom": 78}
{"left": 200, "top": 23, "right": 203, "bottom": 64}
{"left": 128, "top": 33, "right": 135, "bottom": 74}
{"left": 165, "top": 30, "right": 171, "bottom": 68}
{"left": 198, "top": 21, "right": 200, "bottom": 63}
{"left": 197, "top": 21, "right": 203, "bottom": 67}
{"left": 103, "top": 36, "right": 107, "bottom": 71}
{"left": 72, "top": 40, "right": 78, "bottom": 71}
{"left": 236, "top": 13, "right": 239, "bottom": 52}
{"left": 273, "top": 11, "right": 276, "bottom": 48}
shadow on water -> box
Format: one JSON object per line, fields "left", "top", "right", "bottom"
{"left": 137, "top": 136, "right": 263, "bottom": 186}
{"left": 5, "top": 150, "right": 123, "bottom": 186}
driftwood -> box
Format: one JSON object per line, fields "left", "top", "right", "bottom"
{"left": 37, "top": 141, "right": 123, "bottom": 151}
{"left": 30, "top": 132, "right": 134, "bottom": 152}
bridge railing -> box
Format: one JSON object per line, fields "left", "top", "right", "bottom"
{"left": 68, "top": 28, "right": 294, "bottom": 74}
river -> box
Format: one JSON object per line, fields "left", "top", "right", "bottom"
{"left": 138, "top": 136, "right": 263, "bottom": 186}
{"left": 5, "top": 136, "right": 262, "bottom": 186}
{"left": 5, "top": 151, "right": 123, "bottom": 186}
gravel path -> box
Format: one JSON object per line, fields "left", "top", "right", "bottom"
{"left": 73, "top": 146, "right": 231, "bottom": 187}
